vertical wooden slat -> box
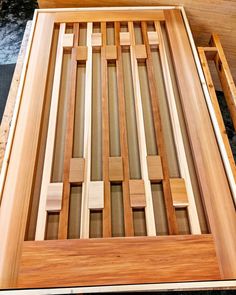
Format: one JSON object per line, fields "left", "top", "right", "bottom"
{"left": 165, "top": 9, "right": 236, "bottom": 278}
{"left": 198, "top": 47, "right": 236, "bottom": 183}
{"left": 35, "top": 23, "right": 67, "bottom": 240}
{"left": 128, "top": 22, "right": 156, "bottom": 236}
{"left": 115, "top": 22, "right": 134, "bottom": 236}
{"left": 80, "top": 22, "right": 93, "bottom": 238}
{"left": 58, "top": 24, "right": 79, "bottom": 239}
{"left": 101, "top": 22, "right": 112, "bottom": 237}
{"left": 153, "top": 21, "right": 201, "bottom": 234}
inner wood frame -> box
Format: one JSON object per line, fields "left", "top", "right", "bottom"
{"left": 0, "top": 6, "right": 235, "bottom": 290}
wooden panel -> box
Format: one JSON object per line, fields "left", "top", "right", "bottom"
{"left": 69, "top": 158, "right": 85, "bottom": 184}
{"left": 108, "top": 156, "right": 123, "bottom": 181}
{"left": 46, "top": 183, "right": 63, "bottom": 211}
{"left": 76, "top": 46, "right": 87, "bottom": 61}
{"left": 170, "top": 178, "right": 188, "bottom": 208}
{"left": 91, "top": 32, "right": 102, "bottom": 47}
{"left": 165, "top": 9, "right": 236, "bottom": 278}
{"left": 17, "top": 235, "right": 220, "bottom": 288}
{"left": 147, "top": 155, "right": 163, "bottom": 181}
{"left": 147, "top": 31, "right": 159, "bottom": 45}
{"left": 134, "top": 45, "right": 147, "bottom": 60}
{"left": 120, "top": 32, "right": 130, "bottom": 46}
{"left": 88, "top": 181, "right": 104, "bottom": 209}
{"left": 105, "top": 45, "right": 117, "bottom": 60}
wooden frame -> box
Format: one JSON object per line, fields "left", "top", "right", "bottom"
{"left": 0, "top": 5, "right": 235, "bottom": 292}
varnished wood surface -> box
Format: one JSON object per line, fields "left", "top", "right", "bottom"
{"left": 38, "top": 1, "right": 236, "bottom": 90}
{"left": 17, "top": 235, "right": 220, "bottom": 288}
{"left": 165, "top": 9, "right": 236, "bottom": 279}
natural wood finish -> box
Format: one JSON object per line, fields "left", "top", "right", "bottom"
{"left": 147, "top": 31, "right": 159, "bottom": 45}
{"left": 147, "top": 155, "right": 163, "bottom": 181}
{"left": 198, "top": 47, "right": 236, "bottom": 183}
{"left": 91, "top": 32, "right": 102, "bottom": 47}
{"left": 105, "top": 45, "right": 117, "bottom": 60}
{"left": 62, "top": 33, "right": 74, "bottom": 48}
{"left": 203, "top": 47, "right": 217, "bottom": 61}
{"left": 115, "top": 22, "right": 134, "bottom": 236}
{"left": 76, "top": 46, "right": 87, "bottom": 61}
{"left": 165, "top": 9, "right": 236, "bottom": 278}
{"left": 58, "top": 23, "right": 79, "bottom": 239}
{"left": 155, "top": 21, "right": 201, "bottom": 234}
{"left": 17, "top": 235, "right": 220, "bottom": 288}
{"left": 46, "top": 183, "right": 63, "bottom": 211}
{"left": 210, "top": 34, "right": 236, "bottom": 132}
{"left": 0, "top": 13, "right": 55, "bottom": 287}
{"left": 134, "top": 44, "right": 147, "bottom": 60}
{"left": 108, "top": 157, "right": 124, "bottom": 181}
{"left": 69, "top": 158, "right": 85, "bottom": 184}
{"left": 130, "top": 194, "right": 146, "bottom": 208}
{"left": 120, "top": 32, "right": 130, "bottom": 46}
{"left": 101, "top": 22, "right": 112, "bottom": 237}
{"left": 170, "top": 178, "right": 188, "bottom": 208}
{"left": 88, "top": 181, "right": 104, "bottom": 209}
{"left": 141, "top": 21, "right": 178, "bottom": 235}
{"left": 129, "top": 179, "right": 145, "bottom": 195}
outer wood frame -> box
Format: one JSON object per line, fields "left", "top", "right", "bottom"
{"left": 0, "top": 5, "right": 235, "bottom": 291}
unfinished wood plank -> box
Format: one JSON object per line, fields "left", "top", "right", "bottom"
{"left": 198, "top": 47, "right": 236, "bottom": 183}
{"left": 0, "top": 13, "right": 55, "bottom": 288}
{"left": 115, "top": 22, "right": 134, "bottom": 236}
{"left": 69, "top": 157, "right": 85, "bottom": 184}
{"left": 35, "top": 23, "right": 68, "bottom": 240}
{"left": 128, "top": 21, "right": 156, "bottom": 236}
{"left": 210, "top": 34, "right": 236, "bottom": 132}
{"left": 18, "top": 235, "right": 220, "bottom": 288}
{"left": 101, "top": 22, "right": 112, "bottom": 237}
{"left": 140, "top": 21, "right": 178, "bottom": 235}
{"left": 80, "top": 22, "right": 93, "bottom": 239}
{"left": 108, "top": 157, "right": 123, "bottom": 181}
{"left": 147, "top": 155, "right": 163, "bottom": 181}
{"left": 58, "top": 23, "right": 79, "bottom": 240}
{"left": 154, "top": 21, "right": 201, "bottom": 234}
{"left": 88, "top": 181, "right": 104, "bottom": 209}
{"left": 165, "top": 9, "right": 236, "bottom": 278}
{"left": 76, "top": 46, "right": 87, "bottom": 61}
{"left": 46, "top": 183, "right": 63, "bottom": 211}
{"left": 105, "top": 45, "right": 117, "bottom": 60}
{"left": 170, "top": 178, "right": 188, "bottom": 208}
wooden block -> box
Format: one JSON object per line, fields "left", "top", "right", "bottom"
{"left": 147, "top": 155, "right": 163, "bottom": 182}
{"left": 46, "top": 183, "right": 63, "bottom": 211}
{"left": 109, "top": 157, "right": 123, "bottom": 181}
{"left": 69, "top": 158, "right": 85, "bottom": 184}
{"left": 88, "top": 181, "right": 104, "bottom": 209}
{"left": 147, "top": 31, "right": 159, "bottom": 45}
{"left": 91, "top": 33, "right": 102, "bottom": 47}
{"left": 170, "top": 178, "right": 189, "bottom": 208}
{"left": 135, "top": 45, "right": 147, "bottom": 59}
{"left": 76, "top": 46, "right": 87, "bottom": 61}
{"left": 129, "top": 179, "right": 146, "bottom": 208}
{"left": 120, "top": 32, "right": 130, "bottom": 46}
{"left": 105, "top": 45, "right": 117, "bottom": 60}
{"left": 62, "top": 33, "right": 74, "bottom": 48}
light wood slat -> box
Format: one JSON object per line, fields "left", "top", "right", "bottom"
{"left": 0, "top": 13, "right": 55, "bottom": 287}
{"left": 198, "top": 47, "right": 236, "bottom": 183}
{"left": 101, "top": 22, "right": 112, "bottom": 237}
{"left": 58, "top": 23, "right": 79, "bottom": 239}
{"left": 35, "top": 23, "right": 68, "bottom": 240}
{"left": 154, "top": 21, "right": 201, "bottom": 234}
{"left": 140, "top": 22, "right": 178, "bottom": 235}
{"left": 115, "top": 22, "right": 134, "bottom": 236}
{"left": 210, "top": 34, "right": 236, "bottom": 132}
{"left": 128, "top": 22, "right": 156, "bottom": 236}
{"left": 80, "top": 23, "right": 93, "bottom": 239}
{"left": 165, "top": 9, "right": 236, "bottom": 278}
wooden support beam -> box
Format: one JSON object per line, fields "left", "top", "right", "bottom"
{"left": 35, "top": 23, "right": 70, "bottom": 240}
{"left": 101, "top": 22, "right": 112, "bottom": 237}
{"left": 170, "top": 178, "right": 188, "bottom": 208}
{"left": 128, "top": 22, "right": 156, "bottom": 236}
{"left": 108, "top": 156, "right": 124, "bottom": 181}
{"left": 154, "top": 21, "right": 201, "bottom": 234}
{"left": 198, "top": 47, "right": 236, "bottom": 183}
{"left": 88, "top": 181, "right": 104, "bottom": 209}
{"left": 69, "top": 158, "right": 85, "bottom": 184}
{"left": 200, "top": 47, "right": 217, "bottom": 61}
{"left": 147, "top": 155, "right": 163, "bottom": 182}
{"left": 115, "top": 22, "right": 134, "bottom": 236}
{"left": 80, "top": 22, "right": 93, "bottom": 239}
{"left": 46, "top": 183, "right": 63, "bottom": 211}
{"left": 140, "top": 21, "right": 178, "bottom": 235}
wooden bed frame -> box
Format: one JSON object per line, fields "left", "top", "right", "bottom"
{"left": 0, "top": 5, "right": 235, "bottom": 293}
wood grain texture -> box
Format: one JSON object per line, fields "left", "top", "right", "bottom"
{"left": 17, "top": 235, "right": 220, "bottom": 288}
{"left": 0, "top": 13, "right": 55, "bottom": 287}
{"left": 165, "top": 9, "right": 236, "bottom": 279}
